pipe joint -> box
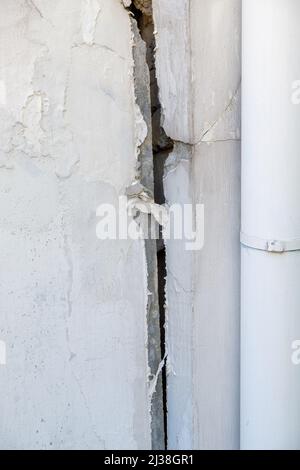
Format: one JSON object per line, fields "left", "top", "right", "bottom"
{"left": 240, "top": 232, "right": 300, "bottom": 253}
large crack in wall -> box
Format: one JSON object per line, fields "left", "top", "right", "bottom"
{"left": 152, "top": 0, "right": 241, "bottom": 450}
{"left": 124, "top": 0, "right": 173, "bottom": 450}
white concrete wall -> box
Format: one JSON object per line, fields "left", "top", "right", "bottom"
{"left": 0, "top": 0, "right": 152, "bottom": 450}
{"left": 154, "top": 0, "right": 241, "bottom": 449}
{"left": 0, "top": 0, "right": 243, "bottom": 450}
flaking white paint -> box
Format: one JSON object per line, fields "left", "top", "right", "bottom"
{"left": 0, "top": 0, "right": 152, "bottom": 450}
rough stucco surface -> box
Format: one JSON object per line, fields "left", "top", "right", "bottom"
{"left": 154, "top": 0, "right": 241, "bottom": 449}
{"left": 0, "top": 0, "right": 152, "bottom": 450}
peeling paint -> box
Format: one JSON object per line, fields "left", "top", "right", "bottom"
{"left": 0, "top": 0, "right": 152, "bottom": 450}
{"left": 129, "top": 13, "right": 165, "bottom": 449}
{"left": 148, "top": 354, "right": 167, "bottom": 400}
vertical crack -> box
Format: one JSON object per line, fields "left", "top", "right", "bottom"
{"left": 128, "top": 0, "right": 173, "bottom": 450}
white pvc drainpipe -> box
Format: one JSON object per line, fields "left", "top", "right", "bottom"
{"left": 241, "top": 0, "right": 300, "bottom": 449}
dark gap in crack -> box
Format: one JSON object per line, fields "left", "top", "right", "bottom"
{"left": 129, "top": 0, "right": 174, "bottom": 450}
{"left": 157, "top": 247, "right": 167, "bottom": 450}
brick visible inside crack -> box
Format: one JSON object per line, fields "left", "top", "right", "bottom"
{"left": 133, "top": 0, "right": 153, "bottom": 17}
{"left": 122, "top": 0, "right": 152, "bottom": 16}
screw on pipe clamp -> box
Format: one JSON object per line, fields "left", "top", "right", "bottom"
{"left": 240, "top": 232, "right": 300, "bottom": 253}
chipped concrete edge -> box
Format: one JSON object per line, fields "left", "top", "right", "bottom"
{"left": 125, "top": 6, "right": 165, "bottom": 450}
